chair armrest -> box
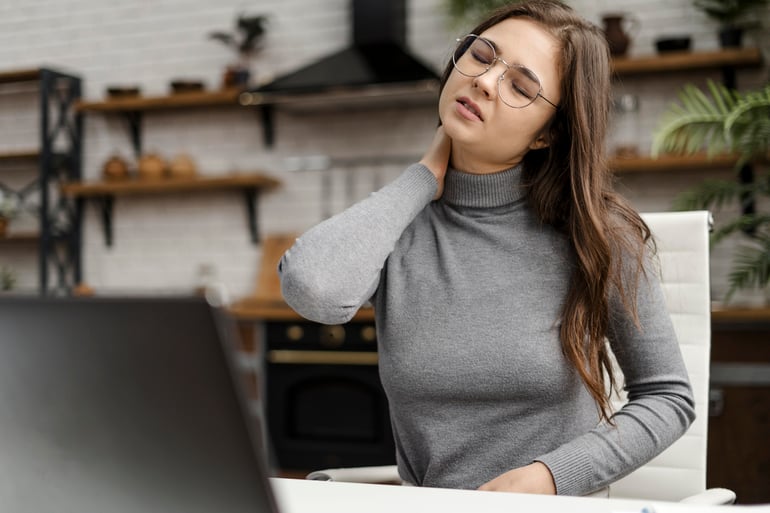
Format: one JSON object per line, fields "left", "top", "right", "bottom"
{"left": 306, "top": 465, "right": 401, "bottom": 484}
{"left": 679, "top": 488, "right": 736, "bottom": 505}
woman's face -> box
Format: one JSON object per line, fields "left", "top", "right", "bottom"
{"left": 438, "top": 17, "right": 562, "bottom": 174}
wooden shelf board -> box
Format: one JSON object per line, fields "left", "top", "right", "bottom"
{"left": 0, "top": 149, "right": 39, "bottom": 162}
{"left": 75, "top": 88, "right": 243, "bottom": 112}
{"left": 0, "top": 69, "right": 41, "bottom": 84}
{"left": 712, "top": 306, "right": 770, "bottom": 323}
{"left": 612, "top": 154, "right": 739, "bottom": 174}
{"left": 613, "top": 47, "right": 762, "bottom": 76}
{"left": 60, "top": 173, "right": 281, "bottom": 197}
{"left": 0, "top": 232, "right": 39, "bottom": 245}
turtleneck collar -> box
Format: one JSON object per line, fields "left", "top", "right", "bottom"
{"left": 441, "top": 164, "right": 525, "bottom": 208}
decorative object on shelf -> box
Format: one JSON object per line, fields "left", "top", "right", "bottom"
{"left": 0, "top": 265, "right": 16, "bottom": 292}
{"left": 611, "top": 93, "right": 641, "bottom": 158}
{"left": 106, "top": 86, "right": 141, "bottom": 99}
{"left": 654, "top": 36, "right": 693, "bottom": 53}
{"left": 652, "top": 80, "right": 770, "bottom": 301}
{"left": 208, "top": 12, "right": 268, "bottom": 89}
{"left": 692, "top": 0, "right": 769, "bottom": 48}
{"left": 167, "top": 153, "right": 198, "bottom": 179}
{"left": 169, "top": 79, "right": 205, "bottom": 94}
{"left": 72, "top": 282, "right": 95, "bottom": 296}
{"left": 101, "top": 154, "right": 131, "bottom": 181}
{"left": 601, "top": 12, "right": 640, "bottom": 56}
{"left": 0, "top": 190, "right": 19, "bottom": 238}
{"left": 137, "top": 153, "right": 167, "bottom": 180}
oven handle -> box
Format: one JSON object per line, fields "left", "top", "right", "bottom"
{"left": 267, "top": 350, "right": 379, "bottom": 366}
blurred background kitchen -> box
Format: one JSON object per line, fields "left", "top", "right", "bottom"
{"left": 1, "top": 0, "right": 769, "bottom": 503}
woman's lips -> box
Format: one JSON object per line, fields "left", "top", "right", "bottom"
{"left": 456, "top": 97, "right": 483, "bottom": 121}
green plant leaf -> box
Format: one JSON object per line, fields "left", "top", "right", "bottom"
{"left": 726, "top": 237, "right": 770, "bottom": 301}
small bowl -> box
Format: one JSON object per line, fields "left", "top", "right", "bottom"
{"left": 106, "top": 86, "right": 141, "bottom": 98}
{"left": 655, "top": 36, "right": 692, "bottom": 53}
{"left": 170, "top": 80, "right": 205, "bottom": 94}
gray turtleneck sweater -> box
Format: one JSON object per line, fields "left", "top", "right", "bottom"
{"left": 278, "top": 163, "right": 695, "bottom": 496}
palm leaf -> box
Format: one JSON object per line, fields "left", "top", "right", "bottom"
{"left": 671, "top": 178, "right": 744, "bottom": 211}
{"left": 726, "top": 237, "right": 770, "bottom": 301}
{"left": 711, "top": 214, "right": 770, "bottom": 245}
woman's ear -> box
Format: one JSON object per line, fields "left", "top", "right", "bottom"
{"left": 528, "top": 132, "right": 550, "bottom": 151}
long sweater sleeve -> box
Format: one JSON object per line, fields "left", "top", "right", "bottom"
{"left": 279, "top": 164, "right": 437, "bottom": 324}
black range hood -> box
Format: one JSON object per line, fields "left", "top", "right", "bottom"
{"left": 244, "top": 0, "right": 439, "bottom": 99}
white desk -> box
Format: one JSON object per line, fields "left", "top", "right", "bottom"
{"left": 270, "top": 478, "right": 770, "bottom": 513}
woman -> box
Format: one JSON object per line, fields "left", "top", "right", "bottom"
{"left": 279, "top": 0, "right": 695, "bottom": 496}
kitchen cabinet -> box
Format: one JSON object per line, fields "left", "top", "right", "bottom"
{"left": 709, "top": 308, "right": 770, "bottom": 504}
{"left": 0, "top": 67, "right": 82, "bottom": 294}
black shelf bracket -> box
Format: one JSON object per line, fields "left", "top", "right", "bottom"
{"left": 259, "top": 105, "right": 274, "bottom": 147}
{"left": 95, "top": 196, "right": 114, "bottom": 247}
{"left": 244, "top": 188, "right": 260, "bottom": 243}
{"left": 122, "top": 111, "right": 143, "bottom": 156}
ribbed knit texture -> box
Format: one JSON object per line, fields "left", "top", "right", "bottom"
{"left": 279, "top": 163, "right": 695, "bottom": 495}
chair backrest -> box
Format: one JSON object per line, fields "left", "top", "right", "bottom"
{"left": 608, "top": 211, "right": 712, "bottom": 501}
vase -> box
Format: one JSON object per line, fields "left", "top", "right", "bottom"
{"left": 601, "top": 13, "right": 639, "bottom": 56}
{"left": 718, "top": 26, "right": 744, "bottom": 48}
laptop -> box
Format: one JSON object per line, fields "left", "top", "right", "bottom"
{"left": 0, "top": 295, "right": 281, "bottom": 513}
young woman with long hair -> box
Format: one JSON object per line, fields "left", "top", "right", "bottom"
{"left": 279, "top": 0, "right": 694, "bottom": 496}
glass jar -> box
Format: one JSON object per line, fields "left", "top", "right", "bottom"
{"left": 611, "top": 93, "right": 641, "bottom": 158}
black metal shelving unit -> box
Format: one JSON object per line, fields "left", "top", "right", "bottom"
{"left": 0, "top": 67, "right": 83, "bottom": 295}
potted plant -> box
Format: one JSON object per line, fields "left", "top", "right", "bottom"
{"left": 1, "top": 266, "right": 16, "bottom": 292}
{"left": 692, "top": 0, "right": 769, "bottom": 47}
{"left": 0, "top": 191, "right": 19, "bottom": 238}
{"left": 209, "top": 13, "right": 268, "bottom": 89}
{"left": 652, "top": 80, "right": 770, "bottom": 301}
{"left": 445, "top": 0, "right": 525, "bottom": 26}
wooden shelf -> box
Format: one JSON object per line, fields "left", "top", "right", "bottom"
{"left": 611, "top": 153, "right": 740, "bottom": 174}
{"left": 75, "top": 88, "right": 243, "bottom": 113}
{"left": 613, "top": 47, "right": 762, "bottom": 76}
{"left": 61, "top": 173, "right": 280, "bottom": 197}
{"left": 0, "top": 232, "right": 39, "bottom": 246}
{"left": 0, "top": 69, "right": 41, "bottom": 84}
{"left": 0, "top": 149, "right": 39, "bottom": 163}
{"left": 60, "top": 173, "right": 280, "bottom": 246}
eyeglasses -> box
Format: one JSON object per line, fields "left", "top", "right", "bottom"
{"left": 452, "top": 34, "right": 559, "bottom": 110}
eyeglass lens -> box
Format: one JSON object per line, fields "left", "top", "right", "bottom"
{"left": 453, "top": 35, "right": 543, "bottom": 108}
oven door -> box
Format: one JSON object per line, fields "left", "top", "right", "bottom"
{"left": 265, "top": 325, "right": 395, "bottom": 471}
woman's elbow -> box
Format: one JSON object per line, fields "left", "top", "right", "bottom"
{"left": 279, "top": 260, "right": 357, "bottom": 325}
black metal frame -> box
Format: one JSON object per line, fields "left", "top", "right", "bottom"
{"left": 38, "top": 68, "right": 83, "bottom": 295}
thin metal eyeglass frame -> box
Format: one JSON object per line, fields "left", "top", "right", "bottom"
{"left": 453, "top": 35, "right": 559, "bottom": 110}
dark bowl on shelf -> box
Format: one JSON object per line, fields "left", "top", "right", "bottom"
{"left": 106, "top": 86, "right": 141, "bottom": 98}
{"left": 655, "top": 36, "right": 692, "bottom": 53}
{"left": 169, "top": 80, "right": 205, "bottom": 94}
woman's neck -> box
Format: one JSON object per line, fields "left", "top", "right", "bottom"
{"left": 450, "top": 147, "right": 522, "bottom": 175}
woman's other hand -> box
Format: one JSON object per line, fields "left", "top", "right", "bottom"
{"left": 477, "top": 462, "right": 557, "bottom": 495}
{"left": 419, "top": 126, "right": 451, "bottom": 200}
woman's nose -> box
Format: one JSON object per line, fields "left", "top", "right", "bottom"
{"left": 472, "top": 64, "right": 502, "bottom": 101}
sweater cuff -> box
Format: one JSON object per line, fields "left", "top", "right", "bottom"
{"left": 534, "top": 444, "right": 594, "bottom": 496}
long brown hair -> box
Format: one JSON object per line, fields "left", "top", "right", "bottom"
{"left": 439, "top": 0, "right": 652, "bottom": 422}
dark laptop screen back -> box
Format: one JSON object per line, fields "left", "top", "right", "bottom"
{"left": 0, "top": 296, "right": 278, "bottom": 513}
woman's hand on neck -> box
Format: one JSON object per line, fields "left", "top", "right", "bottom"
{"left": 419, "top": 127, "right": 452, "bottom": 200}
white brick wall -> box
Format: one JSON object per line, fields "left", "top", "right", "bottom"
{"left": 0, "top": 0, "right": 768, "bottom": 304}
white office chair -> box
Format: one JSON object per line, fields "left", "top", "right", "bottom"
{"left": 307, "top": 211, "right": 735, "bottom": 505}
